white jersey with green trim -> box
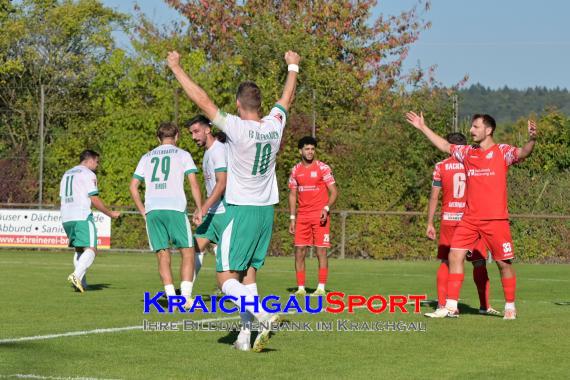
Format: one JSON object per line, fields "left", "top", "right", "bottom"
{"left": 213, "top": 105, "right": 287, "bottom": 206}
{"left": 59, "top": 165, "right": 99, "bottom": 222}
{"left": 133, "top": 144, "right": 197, "bottom": 213}
{"left": 203, "top": 140, "right": 227, "bottom": 214}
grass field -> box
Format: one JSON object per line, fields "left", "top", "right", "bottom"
{"left": 1, "top": 250, "right": 569, "bottom": 380}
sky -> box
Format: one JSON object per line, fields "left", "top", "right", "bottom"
{"left": 102, "top": 0, "right": 570, "bottom": 90}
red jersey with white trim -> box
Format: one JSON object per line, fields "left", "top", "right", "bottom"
{"left": 450, "top": 143, "right": 520, "bottom": 220}
{"left": 288, "top": 160, "right": 335, "bottom": 218}
{"left": 432, "top": 156, "right": 466, "bottom": 225}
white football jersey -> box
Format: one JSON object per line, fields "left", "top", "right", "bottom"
{"left": 59, "top": 165, "right": 99, "bottom": 222}
{"left": 133, "top": 144, "right": 197, "bottom": 213}
{"left": 203, "top": 140, "right": 227, "bottom": 214}
{"left": 213, "top": 105, "right": 287, "bottom": 206}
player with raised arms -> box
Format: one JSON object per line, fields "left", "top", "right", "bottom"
{"left": 406, "top": 111, "right": 537, "bottom": 319}
{"left": 168, "top": 49, "right": 300, "bottom": 351}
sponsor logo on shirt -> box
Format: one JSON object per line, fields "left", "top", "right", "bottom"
{"left": 311, "top": 171, "right": 318, "bottom": 178}
{"left": 486, "top": 151, "right": 494, "bottom": 159}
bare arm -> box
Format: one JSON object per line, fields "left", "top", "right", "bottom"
{"left": 129, "top": 178, "right": 146, "bottom": 218}
{"left": 517, "top": 120, "right": 538, "bottom": 160}
{"left": 426, "top": 186, "right": 441, "bottom": 240}
{"left": 326, "top": 183, "right": 338, "bottom": 208}
{"left": 167, "top": 51, "right": 218, "bottom": 121}
{"left": 90, "top": 196, "right": 120, "bottom": 219}
{"left": 201, "top": 171, "right": 227, "bottom": 215}
{"left": 405, "top": 112, "right": 451, "bottom": 154}
{"left": 276, "top": 51, "right": 301, "bottom": 112}
{"left": 320, "top": 183, "right": 338, "bottom": 224}
{"left": 288, "top": 188, "right": 297, "bottom": 235}
{"left": 187, "top": 173, "right": 203, "bottom": 225}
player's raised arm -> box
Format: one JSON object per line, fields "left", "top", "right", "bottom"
{"left": 167, "top": 51, "right": 218, "bottom": 121}
{"left": 405, "top": 112, "right": 451, "bottom": 154}
{"left": 517, "top": 120, "right": 537, "bottom": 160}
{"left": 276, "top": 51, "right": 301, "bottom": 112}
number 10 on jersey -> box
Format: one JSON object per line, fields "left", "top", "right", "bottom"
{"left": 252, "top": 143, "right": 272, "bottom": 175}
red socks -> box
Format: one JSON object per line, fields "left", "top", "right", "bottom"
{"left": 318, "top": 268, "right": 328, "bottom": 285}
{"left": 436, "top": 262, "right": 449, "bottom": 307}
{"left": 447, "top": 273, "right": 465, "bottom": 301}
{"left": 501, "top": 275, "right": 516, "bottom": 303}
{"left": 296, "top": 271, "right": 305, "bottom": 287}
{"left": 473, "top": 265, "right": 490, "bottom": 309}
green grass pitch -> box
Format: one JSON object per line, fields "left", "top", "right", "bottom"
{"left": 1, "top": 250, "right": 569, "bottom": 379}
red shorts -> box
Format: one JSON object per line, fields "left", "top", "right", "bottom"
{"left": 294, "top": 216, "right": 331, "bottom": 248}
{"left": 438, "top": 224, "right": 486, "bottom": 262}
{"left": 451, "top": 218, "right": 515, "bottom": 261}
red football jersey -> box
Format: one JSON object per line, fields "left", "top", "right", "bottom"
{"left": 450, "top": 144, "right": 520, "bottom": 220}
{"left": 432, "top": 156, "right": 466, "bottom": 225}
{"left": 288, "top": 160, "right": 335, "bottom": 217}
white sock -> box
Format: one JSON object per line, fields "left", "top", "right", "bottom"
{"left": 194, "top": 252, "right": 204, "bottom": 280}
{"left": 297, "top": 285, "right": 305, "bottom": 291}
{"left": 239, "top": 283, "right": 258, "bottom": 333}
{"left": 74, "top": 249, "right": 95, "bottom": 280}
{"left": 505, "top": 302, "right": 516, "bottom": 310}
{"left": 181, "top": 281, "right": 194, "bottom": 299}
{"left": 164, "top": 284, "right": 176, "bottom": 297}
{"left": 317, "top": 283, "right": 326, "bottom": 290}
{"left": 73, "top": 251, "right": 81, "bottom": 268}
{"left": 222, "top": 279, "right": 269, "bottom": 322}
{"left": 445, "top": 299, "right": 458, "bottom": 310}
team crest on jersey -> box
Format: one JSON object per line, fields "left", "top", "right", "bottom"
{"left": 485, "top": 151, "right": 494, "bottom": 159}
{"left": 311, "top": 171, "right": 317, "bottom": 178}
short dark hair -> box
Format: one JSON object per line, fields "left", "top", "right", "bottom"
{"left": 472, "top": 114, "right": 496, "bottom": 135}
{"left": 216, "top": 131, "right": 227, "bottom": 143}
{"left": 79, "top": 149, "right": 99, "bottom": 163}
{"left": 157, "top": 122, "right": 179, "bottom": 141}
{"left": 298, "top": 136, "right": 317, "bottom": 149}
{"left": 185, "top": 115, "right": 211, "bottom": 129}
{"left": 446, "top": 132, "right": 467, "bottom": 145}
{"left": 236, "top": 81, "right": 261, "bottom": 112}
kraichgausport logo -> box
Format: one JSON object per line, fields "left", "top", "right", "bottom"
{"left": 144, "top": 292, "right": 427, "bottom": 314}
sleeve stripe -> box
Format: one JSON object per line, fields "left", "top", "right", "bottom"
{"left": 132, "top": 174, "right": 144, "bottom": 181}
{"left": 432, "top": 180, "right": 442, "bottom": 187}
{"left": 88, "top": 191, "right": 99, "bottom": 196}
{"left": 274, "top": 103, "right": 288, "bottom": 118}
{"left": 184, "top": 169, "right": 198, "bottom": 175}
{"left": 214, "top": 167, "right": 227, "bottom": 172}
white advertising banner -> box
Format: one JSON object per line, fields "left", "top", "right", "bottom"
{"left": 0, "top": 209, "right": 111, "bottom": 249}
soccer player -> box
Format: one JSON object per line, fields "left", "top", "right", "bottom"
{"left": 425, "top": 132, "right": 499, "bottom": 317}
{"left": 185, "top": 115, "right": 227, "bottom": 293}
{"left": 129, "top": 122, "right": 203, "bottom": 308}
{"left": 60, "top": 149, "right": 120, "bottom": 293}
{"left": 168, "top": 49, "right": 299, "bottom": 351}
{"left": 288, "top": 136, "right": 338, "bottom": 296}
{"left": 406, "top": 111, "right": 537, "bottom": 320}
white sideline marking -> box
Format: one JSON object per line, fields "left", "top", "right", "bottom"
{"left": 0, "top": 302, "right": 418, "bottom": 345}
{"left": 0, "top": 375, "right": 121, "bottom": 380}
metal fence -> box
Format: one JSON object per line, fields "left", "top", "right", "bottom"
{"left": 1, "top": 203, "right": 569, "bottom": 262}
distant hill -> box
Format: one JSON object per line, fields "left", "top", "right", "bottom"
{"left": 457, "top": 84, "right": 570, "bottom": 124}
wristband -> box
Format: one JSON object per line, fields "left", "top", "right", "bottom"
{"left": 288, "top": 64, "right": 299, "bottom": 73}
{"left": 323, "top": 205, "right": 330, "bottom": 212}
{"left": 290, "top": 215, "right": 296, "bottom": 220}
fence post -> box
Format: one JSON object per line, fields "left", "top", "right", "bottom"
{"left": 39, "top": 84, "right": 45, "bottom": 207}
{"left": 340, "top": 211, "right": 347, "bottom": 259}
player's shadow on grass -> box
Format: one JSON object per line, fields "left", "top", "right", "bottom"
{"left": 85, "top": 283, "right": 111, "bottom": 291}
